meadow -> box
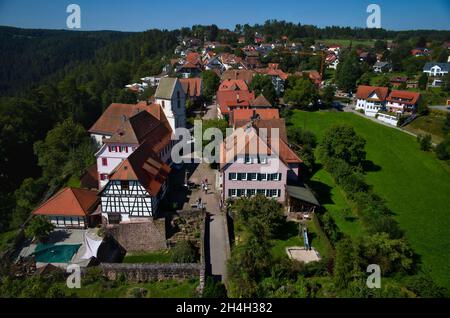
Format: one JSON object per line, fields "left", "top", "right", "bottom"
{"left": 290, "top": 110, "right": 450, "bottom": 291}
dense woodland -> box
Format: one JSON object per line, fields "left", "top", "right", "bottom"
{"left": 0, "top": 21, "right": 448, "bottom": 256}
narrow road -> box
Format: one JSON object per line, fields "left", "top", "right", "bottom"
{"left": 184, "top": 103, "right": 229, "bottom": 282}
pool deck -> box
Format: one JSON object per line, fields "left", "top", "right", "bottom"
{"left": 17, "top": 228, "right": 102, "bottom": 269}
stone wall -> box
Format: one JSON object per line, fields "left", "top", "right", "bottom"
{"left": 100, "top": 263, "right": 201, "bottom": 282}
{"left": 106, "top": 220, "right": 167, "bottom": 252}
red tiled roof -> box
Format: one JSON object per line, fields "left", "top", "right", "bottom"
{"left": 386, "top": 90, "right": 421, "bottom": 105}
{"left": 33, "top": 188, "right": 99, "bottom": 217}
{"left": 355, "top": 85, "right": 389, "bottom": 101}
{"left": 221, "top": 69, "right": 255, "bottom": 85}
{"left": 180, "top": 78, "right": 202, "bottom": 97}
{"left": 216, "top": 90, "right": 255, "bottom": 115}
{"left": 105, "top": 109, "right": 171, "bottom": 145}
{"left": 230, "top": 109, "right": 279, "bottom": 126}
{"left": 186, "top": 52, "right": 200, "bottom": 65}
{"left": 219, "top": 122, "right": 301, "bottom": 169}
{"left": 80, "top": 164, "right": 99, "bottom": 190}
{"left": 109, "top": 138, "right": 171, "bottom": 197}
{"left": 218, "top": 79, "right": 249, "bottom": 91}
{"left": 251, "top": 94, "right": 272, "bottom": 107}
{"left": 88, "top": 102, "right": 167, "bottom": 136}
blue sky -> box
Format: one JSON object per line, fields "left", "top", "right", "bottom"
{"left": 0, "top": 0, "right": 449, "bottom": 31}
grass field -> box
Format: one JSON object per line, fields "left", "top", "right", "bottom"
{"left": 404, "top": 111, "right": 447, "bottom": 144}
{"left": 291, "top": 110, "right": 450, "bottom": 291}
{"left": 320, "top": 38, "right": 376, "bottom": 47}
{"left": 60, "top": 279, "right": 199, "bottom": 298}
{"left": 122, "top": 250, "right": 173, "bottom": 264}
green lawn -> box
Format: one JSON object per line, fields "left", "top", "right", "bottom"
{"left": 291, "top": 110, "right": 450, "bottom": 291}
{"left": 122, "top": 250, "right": 173, "bottom": 264}
{"left": 271, "top": 220, "right": 332, "bottom": 260}
{"left": 61, "top": 279, "right": 199, "bottom": 298}
{"left": 310, "top": 169, "right": 366, "bottom": 240}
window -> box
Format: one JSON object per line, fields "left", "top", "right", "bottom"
{"left": 245, "top": 156, "right": 252, "bottom": 164}
{"left": 100, "top": 174, "right": 108, "bottom": 181}
{"left": 121, "top": 146, "right": 127, "bottom": 152}
{"left": 121, "top": 181, "right": 130, "bottom": 190}
{"left": 247, "top": 189, "right": 256, "bottom": 197}
{"left": 248, "top": 173, "right": 257, "bottom": 181}
{"left": 108, "top": 214, "right": 121, "bottom": 225}
{"left": 102, "top": 158, "right": 108, "bottom": 166}
{"left": 161, "top": 101, "right": 165, "bottom": 108}
{"left": 269, "top": 189, "right": 278, "bottom": 197}
{"left": 259, "top": 173, "right": 267, "bottom": 181}
{"left": 229, "top": 189, "right": 237, "bottom": 197}
{"left": 236, "top": 189, "right": 245, "bottom": 197}
{"left": 108, "top": 146, "right": 112, "bottom": 152}
{"left": 229, "top": 173, "right": 237, "bottom": 181}
{"left": 257, "top": 189, "right": 266, "bottom": 195}
{"left": 260, "top": 156, "right": 267, "bottom": 164}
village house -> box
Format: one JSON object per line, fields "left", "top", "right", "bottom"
{"left": 218, "top": 79, "right": 249, "bottom": 92}
{"left": 423, "top": 62, "right": 450, "bottom": 77}
{"left": 88, "top": 101, "right": 165, "bottom": 145}
{"left": 255, "top": 63, "right": 289, "bottom": 95}
{"left": 355, "top": 85, "right": 389, "bottom": 117}
{"left": 216, "top": 90, "right": 255, "bottom": 118}
{"left": 373, "top": 61, "right": 392, "bottom": 73}
{"left": 180, "top": 77, "right": 203, "bottom": 105}
{"left": 229, "top": 108, "right": 280, "bottom": 129}
{"left": 219, "top": 120, "right": 302, "bottom": 204}
{"left": 33, "top": 187, "right": 100, "bottom": 229}
{"left": 390, "top": 76, "right": 408, "bottom": 88}
{"left": 93, "top": 108, "right": 172, "bottom": 189}
{"left": 386, "top": 90, "right": 421, "bottom": 114}
{"left": 100, "top": 137, "right": 171, "bottom": 225}
{"left": 221, "top": 69, "right": 255, "bottom": 86}
{"left": 326, "top": 54, "right": 339, "bottom": 70}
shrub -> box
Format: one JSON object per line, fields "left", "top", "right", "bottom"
{"left": 171, "top": 240, "right": 199, "bottom": 263}
{"left": 202, "top": 277, "right": 228, "bottom": 298}
{"left": 25, "top": 216, "right": 54, "bottom": 242}
{"left": 127, "top": 287, "right": 148, "bottom": 298}
{"left": 435, "top": 139, "right": 450, "bottom": 160}
{"left": 417, "top": 134, "right": 432, "bottom": 151}
{"left": 83, "top": 266, "right": 104, "bottom": 285}
{"left": 404, "top": 274, "right": 447, "bottom": 298}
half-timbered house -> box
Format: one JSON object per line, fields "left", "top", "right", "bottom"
{"left": 100, "top": 137, "right": 171, "bottom": 225}
{"left": 95, "top": 108, "right": 173, "bottom": 189}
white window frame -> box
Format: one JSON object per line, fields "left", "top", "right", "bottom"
{"left": 229, "top": 173, "right": 237, "bottom": 181}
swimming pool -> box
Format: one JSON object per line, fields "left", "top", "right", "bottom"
{"left": 33, "top": 244, "right": 81, "bottom": 263}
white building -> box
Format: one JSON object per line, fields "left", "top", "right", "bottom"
{"left": 100, "top": 137, "right": 171, "bottom": 224}
{"left": 88, "top": 102, "right": 173, "bottom": 189}
{"left": 355, "top": 85, "right": 389, "bottom": 117}
{"left": 423, "top": 62, "right": 450, "bottom": 77}
{"left": 155, "top": 77, "right": 187, "bottom": 132}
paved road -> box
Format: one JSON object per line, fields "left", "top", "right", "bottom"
{"left": 187, "top": 161, "right": 229, "bottom": 282}
{"left": 429, "top": 105, "right": 450, "bottom": 112}
{"left": 203, "top": 100, "right": 218, "bottom": 120}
